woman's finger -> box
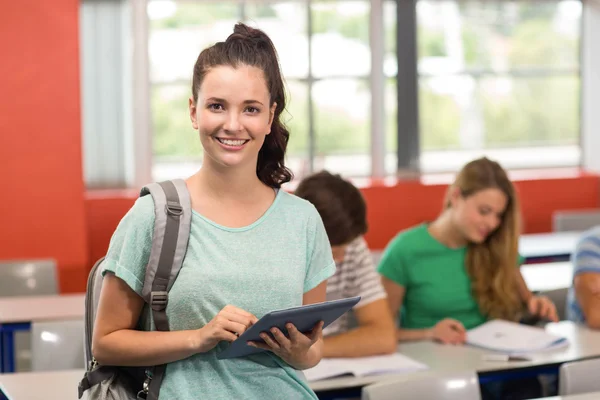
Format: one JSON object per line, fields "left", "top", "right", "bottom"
{"left": 260, "top": 332, "right": 280, "bottom": 350}
{"left": 247, "top": 341, "right": 271, "bottom": 350}
{"left": 271, "top": 328, "right": 291, "bottom": 349}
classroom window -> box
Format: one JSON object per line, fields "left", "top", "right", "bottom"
{"left": 413, "top": 0, "right": 582, "bottom": 172}
{"left": 147, "top": 0, "right": 389, "bottom": 182}
{"left": 143, "top": 0, "right": 583, "bottom": 185}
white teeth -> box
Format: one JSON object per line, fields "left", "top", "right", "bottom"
{"left": 218, "top": 138, "right": 247, "bottom": 146}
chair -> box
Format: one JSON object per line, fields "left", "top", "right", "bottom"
{"left": 371, "top": 251, "right": 383, "bottom": 267}
{"left": 0, "top": 259, "right": 59, "bottom": 371}
{"left": 552, "top": 210, "right": 600, "bottom": 232}
{"left": 30, "top": 319, "right": 86, "bottom": 371}
{"left": 0, "top": 259, "right": 59, "bottom": 297}
{"left": 362, "top": 371, "right": 481, "bottom": 400}
{"left": 539, "top": 287, "right": 569, "bottom": 321}
{"left": 559, "top": 358, "right": 600, "bottom": 395}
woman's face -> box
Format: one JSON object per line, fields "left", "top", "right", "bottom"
{"left": 451, "top": 188, "right": 508, "bottom": 244}
{"left": 189, "top": 64, "right": 276, "bottom": 171}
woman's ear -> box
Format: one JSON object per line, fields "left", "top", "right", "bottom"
{"left": 448, "top": 186, "right": 462, "bottom": 208}
{"left": 266, "top": 102, "right": 277, "bottom": 134}
{"left": 189, "top": 96, "right": 199, "bottom": 130}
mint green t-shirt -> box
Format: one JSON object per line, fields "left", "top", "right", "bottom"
{"left": 102, "top": 189, "right": 336, "bottom": 400}
{"left": 377, "top": 224, "right": 487, "bottom": 330}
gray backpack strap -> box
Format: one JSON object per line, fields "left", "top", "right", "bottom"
{"left": 139, "top": 179, "right": 191, "bottom": 400}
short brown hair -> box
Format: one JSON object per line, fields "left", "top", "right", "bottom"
{"left": 295, "top": 171, "right": 368, "bottom": 246}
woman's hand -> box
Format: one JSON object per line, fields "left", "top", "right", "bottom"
{"left": 527, "top": 295, "right": 559, "bottom": 322}
{"left": 248, "top": 321, "right": 324, "bottom": 369}
{"left": 429, "top": 318, "right": 466, "bottom": 345}
{"left": 195, "top": 305, "right": 258, "bottom": 353}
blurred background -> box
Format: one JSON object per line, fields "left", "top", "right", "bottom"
{"left": 1, "top": 0, "right": 599, "bottom": 292}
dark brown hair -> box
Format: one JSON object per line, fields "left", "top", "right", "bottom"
{"left": 444, "top": 157, "right": 522, "bottom": 320}
{"left": 191, "top": 23, "right": 292, "bottom": 188}
{"left": 295, "top": 171, "right": 368, "bottom": 246}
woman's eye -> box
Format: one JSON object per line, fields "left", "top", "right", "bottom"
{"left": 208, "top": 103, "right": 224, "bottom": 111}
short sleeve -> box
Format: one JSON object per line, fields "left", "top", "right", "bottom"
{"left": 377, "top": 234, "right": 408, "bottom": 287}
{"left": 517, "top": 253, "right": 525, "bottom": 266}
{"left": 573, "top": 231, "right": 600, "bottom": 276}
{"left": 346, "top": 237, "right": 387, "bottom": 308}
{"left": 304, "top": 207, "right": 336, "bottom": 293}
{"left": 101, "top": 196, "right": 155, "bottom": 297}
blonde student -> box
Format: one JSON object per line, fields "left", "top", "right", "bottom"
{"left": 295, "top": 171, "right": 396, "bottom": 358}
{"left": 378, "top": 157, "right": 558, "bottom": 345}
{"left": 92, "top": 23, "right": 335, "bottom": 399}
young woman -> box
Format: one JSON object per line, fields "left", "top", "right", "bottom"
{"left": 92, "top": 23, "right": 335, "bottom": 399}
{"left": 379, "top": 157, "right": 558, "bottom": 345}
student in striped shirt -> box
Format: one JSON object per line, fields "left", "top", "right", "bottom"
{"left": 295, "top": 171, "right": 397, "bottom": 358}
{"left": 567, "top": 226, "right": 600, "bottom": 328}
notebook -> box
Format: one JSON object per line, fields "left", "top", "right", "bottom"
{"left": 466, "top": 319, "right": 568, "bottom": 354}
{"left": 303, "top": 353, "right": 428, "bottom": 381}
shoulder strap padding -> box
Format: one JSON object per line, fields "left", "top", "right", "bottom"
{"left": 140, "top": 179, "right": 192, "bottom": 305}
{"left": 139, "top": 179, "right": 191, "bottom": 400}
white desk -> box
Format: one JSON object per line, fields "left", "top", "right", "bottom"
{"left": 0, "top": 294, "right": 85, "bottom": 373}
{"left": 0, "top": 369, "right": 86, "bottom": 400}
{"left": 519, "top": 231, "right": 581, "bottom": 261}
{"left": 0, "top": 294, "right": 85, "bottom": 324}
{"left": 310, "top": 321, "right": 600, "bottom": 392}
{"left": 521, "top": 262, "right": 573, "bottom": 292}
{"left": 533, "top": 393, "right": 600, "bottom": 400}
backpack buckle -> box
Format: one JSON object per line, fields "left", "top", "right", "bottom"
{"left": 150, "top": 291, "right": 168, "bottom": 311}
{"left": 165, "top": 201, "right": 183, "bottom": 216}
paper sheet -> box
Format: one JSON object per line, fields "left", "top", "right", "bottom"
{"left": 304, "top": 353, "right": 428, "bottom": 381}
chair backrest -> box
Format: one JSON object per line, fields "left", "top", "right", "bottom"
{"left": 539, "top": 287, "right": 569, "bottom": 321}
{"left": 0, "top": 259, "right": 59, "bottom": 297}
{"left": 31, "top": 319, "right": 86, "bottom": 371}
{"left": 559, "top": 358, "right": 600, "bottom": 395}
{"left": 371, "top": 251, "right": 383, "bottom": 267}
{"left": 362, "top": 371, "right": 481, "bottom": 400}
{"left": 553, "top": 210, "right": 600, "bottom": 232}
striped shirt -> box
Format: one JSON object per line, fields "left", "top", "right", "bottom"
{"left": 323, "top": 236, "right": 387, "bottom": 336}
{"left": 567, "top": 226, "right": 600, "bottom": 324}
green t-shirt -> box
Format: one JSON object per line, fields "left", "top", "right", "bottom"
{"left": 378, "top": 224, "right": 488, "bottom": 330}
{"left": 102, "top": 189, "right": 336, "bottom": 400}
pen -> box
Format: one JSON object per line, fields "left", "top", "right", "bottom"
{"left": 482, "top": 354, "right": 531, "bottom": 362}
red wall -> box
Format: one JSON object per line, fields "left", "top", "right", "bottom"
{"left": 0, "top": 0, "right": 88, "bottom": 293}
{"left": 361, "top": 172, "right": 600, "bottom": 249}
{"left": 86, "top": 171, "right": 600, "bottom": 273}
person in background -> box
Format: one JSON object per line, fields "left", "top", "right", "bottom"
{"left": 567, "top": 225, "right": 600, "bottom": 328}
{"left": 378, "top": 157, "right": 558, "bottom": 346}
{"left": 295, "top": 171, "right": 397, "bottom": 358}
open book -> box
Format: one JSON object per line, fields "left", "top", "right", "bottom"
{"left": 303, "top": 353, "right": 428, "bottom": 382}
{"left": 466, "top": 320, "right": 568, "bottom": 354}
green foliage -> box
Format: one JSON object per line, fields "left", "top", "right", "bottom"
{"left": 152, "top": 86, "right": 202, "bottom": 159}
{"left": 151, "top": 3, "right": 240, "bottom": 30}
{"left": 151, "top": 1, "right": 580, "bottom": 162}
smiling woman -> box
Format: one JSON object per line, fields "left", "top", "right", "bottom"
{"left": 91, "top": 23, "right": 336, "bottom": 400}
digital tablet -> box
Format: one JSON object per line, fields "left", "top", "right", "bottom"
{"left": 217, "top": 296, "right": 361, "bottom": 360}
